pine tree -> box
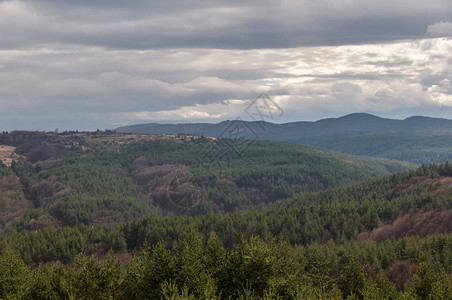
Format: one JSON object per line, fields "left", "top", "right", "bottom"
{"left": 413, "top": 262, "right": 435, "bottom": 300}
{"left": 177, "top": 226, "right": 216, "bottom": 298}
{"left": 205, "top": 232, "right": 226, "bottom": 276}
{"left": 339, "top": 257, "right": 367, "bottom": 299}
{"left": 0, "top": 248, "right": 31, "bottom": 299}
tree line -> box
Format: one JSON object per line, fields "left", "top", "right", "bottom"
{"left": 1, "top": 227, "right": 452, "bottom": 299}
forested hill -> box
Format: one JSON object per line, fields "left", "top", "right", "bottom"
{"left": 0, "top": 131, "right": 413, "bottom": 233}
{"left": 1, "top": 163, "right": 452, "bottom": 298}
{"left": 1, "top": 131, "right": 452, "bottom": 299}
{"left": 115, "top": 113, "right": 452, "bottom": 164}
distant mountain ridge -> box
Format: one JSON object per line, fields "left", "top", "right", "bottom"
{"left": 115, "top": 113, "right": 452, "bottom": 137}
{"left": 115, "top": 113, "right": 452, "bottom": 165}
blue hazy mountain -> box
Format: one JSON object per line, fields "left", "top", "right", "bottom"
{"left": 115, "top": 113, "right": 452, "bottom": 164}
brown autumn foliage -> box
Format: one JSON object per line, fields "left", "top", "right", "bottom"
{"left": 130, "top": 157, "right": 201, "bottom": 212}
{"left": 357, "top": 209, "right": 452, "bottom": 241}
{"left": 28, "top": 175, "right": 66, "bottom": 207}
{"left": 385, "top": 260, "right": 418, "bottom": 291}
{"left": 130, "top": 156, "right": 280, "bottom": 213}
{"left": 0, "top": 176, "right": 33, "bottom": 233}
{"left": 392, "top": 176, "right": 452, "bottom": 197}
{"left": 26, "top": 215, "right": 60, "bottom": 231}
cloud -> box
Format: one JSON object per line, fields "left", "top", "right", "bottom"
{"left": 374, "top": 88, "right": 395, "bottom": 98}
{"left": 111, "top": 100, "right": 248, "bottom": 126}
{"left": 0, "top": 0, "right": 452, "bottom": 130}
{"left": 331, "top": 83, "right": 362, "bottom": 95}
{"left": 1, "top": 38, "right": 452, "bottom": 130}
{"left": 0, "top": 0, "right": 450, "bottom": 50}
{"left": 427, "top": 22, "right": 452, "bottom": 37}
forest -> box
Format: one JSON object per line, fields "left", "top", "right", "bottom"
{"left": 116, "top": 113, "right": 452, "bottom": 165}
{"left": 298, "top": 132, "right": 452, "bottom": 165}
{"left": 0, "top": 130, "right": 413, "bottom": 229}
{"left": 0, "top": 131, "right": 452, "bottom": 299}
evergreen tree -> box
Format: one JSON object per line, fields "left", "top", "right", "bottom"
{"left": 177, "top": 226, "right": 216, "bottom": 298}
{"left": 0, "top": 248, "right": 31, "bottom": 299}
{"left": 412, "top": 262, "right": 435, "bottom": 300}
{"left": 339, "top": 257, "right": 367, "bottom": 299}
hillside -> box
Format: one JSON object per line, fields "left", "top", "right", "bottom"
{"left": 4, "top": 130, "right": 452, "bottom": 299}
{"left": 1, "top": 162, "right": 452, "bottom": 298}
{"left": 115, "top": 113, "right": 452, "bottom": 164}
{"left": 0, "top": 130, "right": 413, "bottom": 233}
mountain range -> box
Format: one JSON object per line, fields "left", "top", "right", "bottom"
{"left": 116, "top": 113, "right": 452, "bottom": 165}
{"left": 115, "top": 113, "right": 452, "bottom": 135}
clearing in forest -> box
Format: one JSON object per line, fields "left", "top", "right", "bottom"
{"left": 0, "top": 145, "right": 20, "bottom": 167}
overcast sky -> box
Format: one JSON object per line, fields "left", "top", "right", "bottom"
{"left": 0, "top": 0, "right": 451, "bottom": 131}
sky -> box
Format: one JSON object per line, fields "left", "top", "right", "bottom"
{"left": 0, "top": 0, "right": 451, "bottom": 131}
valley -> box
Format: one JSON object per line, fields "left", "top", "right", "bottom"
{"left": 0, "top": 128, "right": 451, "bottom": 299}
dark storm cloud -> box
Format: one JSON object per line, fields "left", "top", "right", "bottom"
{"left": 1, "top": 0, "right": 452, "bottom": 131}
{"left": 0, "top": 0, "right": 450, "bottom": 50}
